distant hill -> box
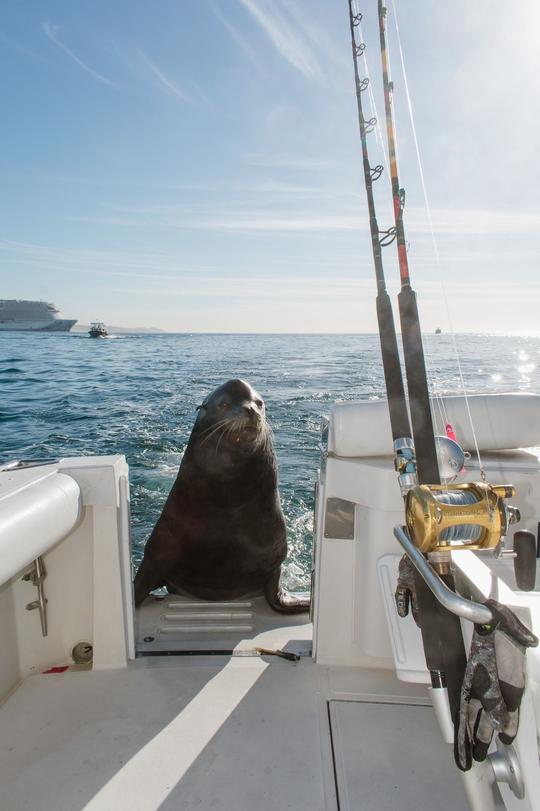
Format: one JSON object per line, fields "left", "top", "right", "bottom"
{"left": 72, "top": 324, "right": 167, "bottom": 334}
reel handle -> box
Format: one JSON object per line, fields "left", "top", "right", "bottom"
{"left": 513, "top": 530, "right": 537, "bottom": 591}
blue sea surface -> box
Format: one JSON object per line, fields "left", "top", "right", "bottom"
{"left": 2, "top": 332, "right": 540, "bottom": 590}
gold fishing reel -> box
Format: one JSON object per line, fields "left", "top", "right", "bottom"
{"left": 405, "top": 482, "right": 519, "bottom": 554}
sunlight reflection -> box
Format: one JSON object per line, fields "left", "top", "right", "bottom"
{"left": 82, "top": 658, "right": 268, "bottom": 811}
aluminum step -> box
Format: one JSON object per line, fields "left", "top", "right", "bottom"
{"left": 135, "top": 593, "right": 311, "bottom": 654}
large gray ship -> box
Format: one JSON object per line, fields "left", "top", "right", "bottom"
{"left": 0, "top": 300, "right": 77, "bottom": 332}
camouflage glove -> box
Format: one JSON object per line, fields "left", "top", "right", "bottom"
{"left": 454, "top": 598, "right": 538, "bottom": 772}
{"left": 394, "top": 554, "right": 420, "bottom": 626}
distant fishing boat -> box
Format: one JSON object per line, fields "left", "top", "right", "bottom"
{"left": 435, "top": 327, "right": 442, "bottom": 334}
{"left": 88, "top": 321, "right": 108, "bottom": 338}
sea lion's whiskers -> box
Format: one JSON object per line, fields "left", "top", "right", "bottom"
{"left": 216, "top": 425, "right": 234, "bottom": 456}
{"left": 258, "top": 418, "right": 271, "bottom": 444}
{"left": 216, "top": 416, "right": 242, "bottom": 450}
{"left": 199, "top": 419, "right": 231, "bottom": 446}
{"left": 199, "top": 419, "right": 229, "bottom": 438}
{"left": 217, "top": 425, "right": 228, "bottom": 450}
{"left": 200, "top": 428, "right": 225, "bottom": 447}
{"left": 226, "top": 417, "right": 245, "bottom": 440}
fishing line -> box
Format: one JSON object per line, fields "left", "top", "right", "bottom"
{"left": 390, "top": 0, "right": 485, "bottom": 477}
{"left": 383, "top": 1, "right": 450, "bottom": 442}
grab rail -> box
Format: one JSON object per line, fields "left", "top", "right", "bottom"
{"left": 393, "top": 525, "right": 493, "bottom": 625}
{"left": 0, "top": 471, "right": 82, "bottom": 587}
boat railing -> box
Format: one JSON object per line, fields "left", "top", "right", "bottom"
{"left": 0, "top": 470, "right": 82, "bottom": 589}
{"left": 393, "top": 525, "right": 493, "bottom": 625}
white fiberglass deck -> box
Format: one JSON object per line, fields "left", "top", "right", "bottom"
{"left": 0, "top": 651, "right": 473, "bottom": 811}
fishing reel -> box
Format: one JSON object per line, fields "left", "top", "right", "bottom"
{"left": 405, "top": 482, "right": 520, "bottom": 554}
{"left": 396, "top": 430, "right": 523, "bottom": 567}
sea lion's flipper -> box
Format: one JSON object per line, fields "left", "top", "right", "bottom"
{"left": 264, "top": 569, "right": 310, "bottom": 614}
{"left": 133, "top": 559, "right": 164, "bottom": 607}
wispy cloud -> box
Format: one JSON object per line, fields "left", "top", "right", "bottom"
{"left": 209, "top": 0, "right": 262, "bottom": 72}
{"left": 105, "top": 276, "right": 376, "bottom": 299}
{"left": 407, "top": 208, "right": 540, "bottom": 237}
{"left": 104, "top": 278, "right": 540, "bottom": 300}
{"left": 246, "top": 153, "right": 337, "bottom": 171}
{"left": 5, "top": 170, "right": 216, "bottom": 192}
{"left": 237, "top": 0, "right": 323, "bottom": 83}
{"left": 136, "top": 49, "right": 196, "bottom": 104}
{"left": 4, "top": 237, "right": 538, "bottom": 294}
{"left": 0, "top": 239, "right": 215, "bottom": 277}
{"left": 0, "top": 32, "right": 47, "bottom": 64}
{"left": 1, "top": 238, "right": 367, "bottom": 277}
{"left": 43, "top": 22, "right": 117, "bottom": 87}
{"left": 284, "top": 1, "right": 347, "bottom": 72}
{"left": 68, "top": 201, "right": 540, "bottom": 238}
{"left": 234, "top": 180, "right": 319, "bottom": 195}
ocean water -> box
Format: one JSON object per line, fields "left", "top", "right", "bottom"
{"left": 2, "top": 331, "right": 540, "bottom": 590}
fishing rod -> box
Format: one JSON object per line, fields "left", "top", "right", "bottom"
{"left": 376, "top": 0, "right": 440, "bottom": 485}
{"left": 376, "top": 0, "right": 467, "bottom": 721}
{"left": 346, "top": 0, "right": 413, "bottom": 467}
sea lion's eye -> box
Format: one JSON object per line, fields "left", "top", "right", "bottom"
{"left": 218, "top": 401, "right": 229, "bottom": 409}
{"left": 255, "top": 399, "right": 263, "bottom": 408}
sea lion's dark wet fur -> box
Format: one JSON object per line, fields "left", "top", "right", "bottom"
{"left": 134, "top": 379, "right": 309, "bottom": 613}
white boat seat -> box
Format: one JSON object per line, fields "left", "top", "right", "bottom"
{"left": 329, "top": 392, "right": 540, "bottom": 457}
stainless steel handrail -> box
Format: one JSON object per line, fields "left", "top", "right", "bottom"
{"left": 393, "top": 525, "right": 493, "bottom": 625}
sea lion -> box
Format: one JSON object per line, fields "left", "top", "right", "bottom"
{"left": 133, "top": 378, "right": 309, "bottom": 614}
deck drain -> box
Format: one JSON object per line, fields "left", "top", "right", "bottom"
{"left": 72, "top": 641, "right": 93, "bottom": 664}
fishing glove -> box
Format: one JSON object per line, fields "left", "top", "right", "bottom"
{"left": 454, "top": 598, "right": 538, "bottom": 772}
{"left": 394, "top": 554, "right": 420, "bottom": 627}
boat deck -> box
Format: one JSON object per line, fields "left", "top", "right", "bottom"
{"left": 1, "top": 610, "right": 475, "bottom": 811}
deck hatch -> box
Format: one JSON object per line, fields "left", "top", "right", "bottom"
{"left": 328, "top": 699, "right": 469, "bottom": 810}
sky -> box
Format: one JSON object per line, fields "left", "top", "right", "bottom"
{"left": 1, "top": 0, "right": 539, "bottom": 333}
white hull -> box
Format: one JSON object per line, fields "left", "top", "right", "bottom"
{"left": 0, "top": 319, "right": 77, "bottom": 332}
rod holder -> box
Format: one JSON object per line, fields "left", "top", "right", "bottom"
{"left": 393, "top": 525, "right": 492, "bottom": 624}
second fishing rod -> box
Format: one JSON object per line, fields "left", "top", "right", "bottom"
{"left": 377, "top": 0, "right": 467, "bottom": 721}
{"left": 377, "top": 0, "right": 440, "bottom": 485}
